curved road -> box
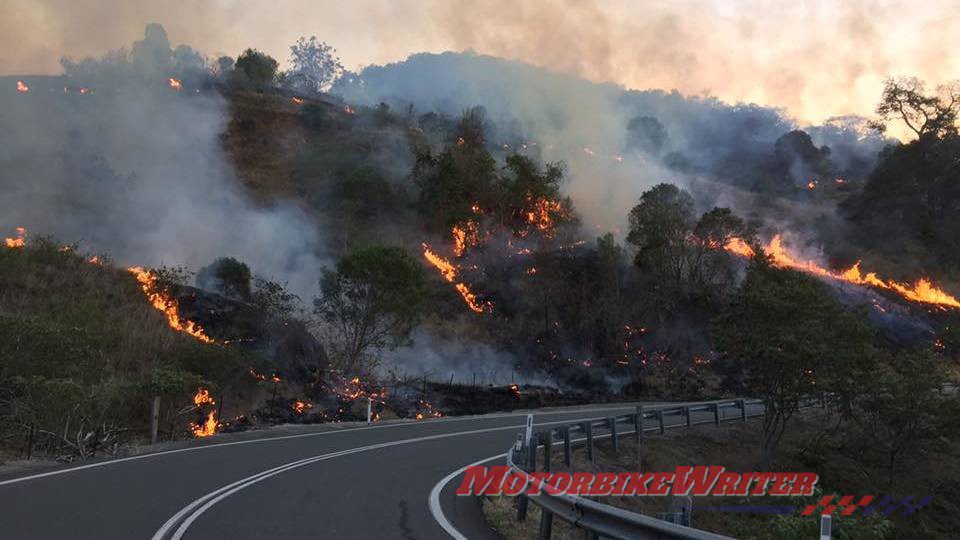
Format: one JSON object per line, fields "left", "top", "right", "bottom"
{"left": 0, "top": 403, "right": 658, "bottom": 539}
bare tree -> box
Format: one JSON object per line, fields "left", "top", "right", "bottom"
{"left": 288, "top": 36, "right": 344, "bottom": 93}
{"left": 873, "top": 77, "right": 960, "bottom": 139}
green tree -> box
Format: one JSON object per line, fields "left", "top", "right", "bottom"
{"left": 314, "top": 246, "right": 426, "bottom": 374}
{"left": 196, "top": 257, "right": 252, "bottom": 300}
{"left": 233, "top": 48, "right": 278, "bottom": 89}
{"left": 712, "top": 259, "right": 874, "bottom": 465}
{"left": 627, "top": 183, "right": 696, "bottom": 285}
{"left": 287, "top": 36, "right": 343, "bottom": 93}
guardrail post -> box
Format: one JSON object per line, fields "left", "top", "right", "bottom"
{"left": 583, "top": 422, "right": 594, "bottom": 462}
{"left": 608, "top": 417, "right": 618, "bottom": 453}
{"left": 563, "top": 427, "right": 572, "bottom": 466}
{"left": 636, "top": 405, "right": 644, "bottom": 442}
{"left": 683, "top": 406, "right": 691, "bottom": 428}
{"left": 538, "top": 505, "right": 554, "bottom": 539}
{"left": 713, "top": 403, "right": 720, "bottom": 425}
{"left": 530, "top": 433, "right": 539, "bottom": 472}
{"left": 738, "top": 399, "right": 747, "bottom": 421}
{"left": 543, "top": 430, "right": 553, "bottom": 472}
{"left": 657, "top": 409, "right": 665, "bottom": 434}
{"left": 820, "top": 514, "right": 831, "bottom": 539}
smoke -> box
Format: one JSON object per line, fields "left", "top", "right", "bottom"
{"left": 0, "top": 26, "right": 326, "bottom": 298}
{"left": 5, "top": 1, "right": 959, "bottom": 127}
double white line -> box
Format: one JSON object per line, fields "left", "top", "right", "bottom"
{"left": 151, "top": 412, "right": 634, "bottom": 539}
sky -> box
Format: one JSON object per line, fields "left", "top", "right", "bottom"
{"left": 3, "top": 0, "right": 959, "bottom": 124}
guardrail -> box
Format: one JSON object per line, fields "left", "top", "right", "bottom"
{"left": 505, "top": 397, "right": 825, "bottom": 539}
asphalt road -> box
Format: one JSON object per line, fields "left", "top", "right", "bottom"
{"left": 0, "top": 404, "right": 642, "bottom": 539}
{"left": 0, "top": 401, "right": 760, "bottom": 539}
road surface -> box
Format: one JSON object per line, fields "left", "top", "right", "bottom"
{"left": 0, "top": 401, "right": 757, "bottom": 539}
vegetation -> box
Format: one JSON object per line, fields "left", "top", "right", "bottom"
{"left": 233, "top": 48, "right": 279, "bottom": 89}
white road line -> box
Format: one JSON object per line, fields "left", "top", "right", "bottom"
{"left": 427, "top": 428, "right": 639, "bottom": 539}
{"left": 0, "top": 404, "right": 643, "bottom": 488}
{"left": 428, "top": 454, "right": 506, "bottom": 540}
{"left": 152, "top": 414, "right": 633, "bottom": 540}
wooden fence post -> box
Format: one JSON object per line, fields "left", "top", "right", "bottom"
{"left": 657, "top": 409, "right": 665, "bottom": 434}
{"left": 563, "top": 427, "right": 572, "bottom": 466}
{"left": 713, "top": 403, "right": 720, "bottom": 425}
{"left": 583, "top": 422, "right": 594, "bottom": 462}
{"left": 150, "top": 395, "right": 161, "bottom": 444}
{"left": 543, "top": 430, "right": 553, "bottom": 471}
{"left": 609, "top": 417, "right": 618, "bottom": 453}
{"left": 738, "top": 399, "right": 747, "bottom": 421}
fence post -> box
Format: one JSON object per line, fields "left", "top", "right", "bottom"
{"left": 563, "top": 427, "right": 572, "bottom": 466}
{"left": 657, "top": 409, "right": 665, "bottom": 434}
{"left": 636, "top": 405, "right": 644, "bottom": 442}
{"left": 539, "top": 505, "right": 554, "bottom": 540}
{"left": 738, "top": 399, "right": 747, "bottom": 421}
{"left": 583, "top": 422, "right": 594, "bottom": 462}
{"left": 543, "top": 430, "right": 553, "bottom": 472}
{"left": 609, "top": 417, "right": 618, "bottom": 453}
{"left": 150, "top": 395, "right": 161, "bottom": 445}
{"left": 713, "top": 403, "right": 720, "bottom": 425}
{"left": 366, "top": 397, "right": 372, "bottom": 424}
{"left": 683, "top": 406, "right": 691, "bottom": 428}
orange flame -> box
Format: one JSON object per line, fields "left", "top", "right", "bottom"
{"left": 16, "top": 80, "right": 29, "bottom": 93}
{"left": 190, "top": 388, "right": 217, "bottom": 437}
{"left": 293, "top": 400, "right": 312, "bottom": 414}
{"left": 168, "top": 78, "right": 182, "bottom": 91}
{"left": 344, "top": 105, "right": 356, "bottom": 115}
{"left": 422, "top": 243, "right": 490, "bottom": 313}
{"left": 725, "top": 235, "right": 960, "bottom": 309}
{"left": 291, "top": 96, "right": 304, "bottom": 105}
{"left": 524, "top": 196, "right": 565, "bottom": 238}
{"left": 5, "top": 227, "right": 26, "bottom": 248}
{"left": 128, "top": 266, "right": 215, "bottom": 342}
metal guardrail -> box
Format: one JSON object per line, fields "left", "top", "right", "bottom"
{"left": 504, "top": 397, "right": 823, "bottom": 539}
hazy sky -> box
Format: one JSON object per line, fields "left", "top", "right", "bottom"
{"left": 4, "top": 0, "right": 959, "bottom": 123}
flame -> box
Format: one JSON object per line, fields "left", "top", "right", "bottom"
{"left": 524, "top": 196, "right": 565, "bottom": 238}
{"left": 451, "top": 220, "right": 482, "bottom": 257}
{"left": 293, "top": 400, "right": 312, "bottom": 414}
{"left": 168, "top": 78, "right": 182, "bottom": 91}
{"left": 128, "top": 266, "right": 215, "bottom": 342}
{"left": 422, "top": 243, "right": 490, "bottom": 313}
{"left": 724, "top": 235, "right": 960, "bottom": 309}
{"left": 16, "top": 80, "right": 29, "bottom": 93}
{"left": 87, "top": 255, "right": 103, "bottom": 266}
{"left": 5, "top": 227, "right": 26, "bottom": 248}
{"left": 190, "top": 388, "right": 217, "bottom": 437}
{"left": 291, "top": 96, "right": 304, "bottom": 105}
{"left": 807, "top": 180, "right": 818, "bottom": 190}
{"left": 344, "top": 105, "right": 356, "bottom": 115}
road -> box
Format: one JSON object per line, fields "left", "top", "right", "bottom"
{"left": 0, "top": 404, "right": 645, "bottom": 539}
{"left": 0, "top": 401, "right": 761, "bottom": 539}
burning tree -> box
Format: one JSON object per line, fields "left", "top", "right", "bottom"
{"left": 314, "top": 245, "right": 426, "bottom": 375}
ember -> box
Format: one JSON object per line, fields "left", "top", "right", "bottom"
{"left": 168, "top": 78, "right": 182, "bottom": 90}
{"left": 16, "top": 80, "right": 29, "bottom": 93}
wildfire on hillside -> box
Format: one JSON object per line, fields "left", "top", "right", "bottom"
{"left": 4, "top": 227, "right": 26, "bottom": 248}
{"left": 190, "top": 388, "right": 217, "bottom": 437}
{"left": 724, "top": 235, "right": 960, "bottom": 309}
{"left": 128, "top": 266, "right": 215, "bottom": 342}
{"left": 168, "top": 78, "right": 182, "bottom": 91}
{"left": 422, "top": 243, "right": 490, "bottom": 313}
{"left": 16, "top": 80, "right": 29, "bottom": 93}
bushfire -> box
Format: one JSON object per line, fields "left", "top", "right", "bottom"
{"left": 128, "top": 267, "right": 215, "bottom": 343}
{"left": 724, "top": 235, "right": 960, "bottom": 309}
{"left": 4, "top": 227, "right": 26, "bottom": 248}
{"left": 191, "top": 388, "right": 217, "bottom": 437}
{"left": 421, "top": 243, "right": 490, "bottom": 313}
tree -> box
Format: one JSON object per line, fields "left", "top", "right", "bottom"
{"left": 872, "top": 77, "right": 960, "bottom": 140}
{"left": 627, "top": 183, "right": 696, "bottom": 284}
{"left": 626, "top": 115, "right": 668, "bottom": 155}
{"left": 712, "top": 260, "right": 874, "bottom": 465}
{"left": 314, "top": 246, "right": 426, "bottom": 374}
{"left": 196, "top": 257, "right": 252, "bottom": 300}
{"left": 287, "top": 36, "right": 344, "bottom": 93}
{"left": 850, "top": 351, "right": 960, "bottom": 487}
{"left": 233, "top": 49, "right": 278, "bottom": 89}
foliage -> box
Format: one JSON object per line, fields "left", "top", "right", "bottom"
{"left": 712, "top": 260, "right": 875, "bottom": 464}
{"left": 849, "top": 350, "right": 960, "bottom": 487}
{"left": 287, "top": 36, "right": 343, "bottom": 93}
{"left": 626, "top": 115, "right": 668, "bottom": 155}
{"left": 872, "top": 77, "right": 960, "bottom": 140}
{"left": 234, "top": 48, "right": 278, "bottom": 89}
{"left": 314, "top": 245, "right": 426, "bottom": 374}
{"left": 627, "top": 183, "right": 750, "bottom": 307}
{"left": 196, "top": 257, "right": 252, "bottom": 300}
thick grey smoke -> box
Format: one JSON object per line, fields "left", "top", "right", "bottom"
{"left": 0, "top": 25, "right": 326, "bottom": 297}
